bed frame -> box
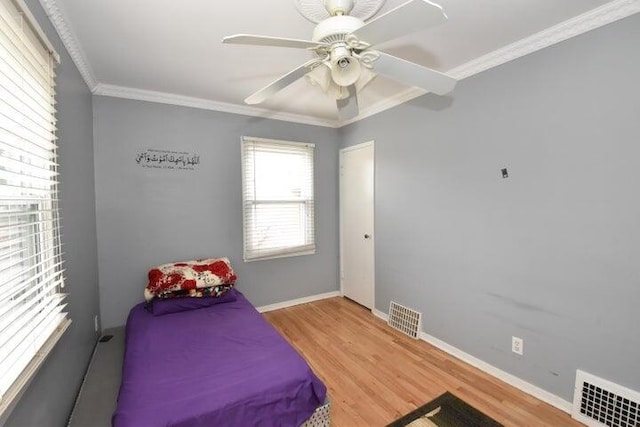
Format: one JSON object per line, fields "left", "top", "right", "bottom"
{"left": 301, "top": 400, "right": 331, "bottom": 426}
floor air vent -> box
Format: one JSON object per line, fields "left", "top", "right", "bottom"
{"left": 388, "top": 301, "right": 421, "bottom": 339}
{"left": 573, "top": 370, "right": 640, "bottom": 427}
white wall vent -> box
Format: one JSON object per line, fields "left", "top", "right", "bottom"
{"left": 573, "top": 370, "right": 640, "bottom": 427}
{"left": 388, "top": 301, "right": 421, "bottom": 339}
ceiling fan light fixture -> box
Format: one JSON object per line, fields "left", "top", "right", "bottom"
{"left": 335, "top": 85, "right": 351, "bottom": 100}
{"left": 330, "top": 45, "right": 361, "bottom": 86}
{"left": 305, "top": 62, "right": 332, "bottom": 93}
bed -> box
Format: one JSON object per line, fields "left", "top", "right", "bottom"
{"left": 112, "top": 288, "right": 328, "bottom": 427}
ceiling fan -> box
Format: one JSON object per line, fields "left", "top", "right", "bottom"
{"left": 222, "top": 0, "right": 456, "bottom": 120}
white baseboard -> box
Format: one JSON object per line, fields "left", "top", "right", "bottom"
{"left": 257, "top": 291, "right": 341, "bottom": 313}
{"left": 371, "top": 309, "right": 572, "bottom": 414}
{"left": 372, "top": 308, "right": 388, "bottom": 322}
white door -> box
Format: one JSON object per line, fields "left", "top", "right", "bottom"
{"left": 340, "top": 141, "right": 374, "bottom": 309}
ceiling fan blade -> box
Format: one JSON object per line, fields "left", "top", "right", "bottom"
{"left": 374, "top": 52, "right": 456, "bottom": 95}
{"left": 223, "top": 34, "right": 327, "bottom": 50}
{"left": 336, "top": 85, "right": 359, "bottom": 121}
{"left": 351, "top": 0, "right": 447, "bottom": 47}
{"left": 245, "top": 59, "right": 323, "bottom": 105}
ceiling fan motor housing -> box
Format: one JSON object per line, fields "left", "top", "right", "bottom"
{"left": 312, "top": 15, "right": 364, "bottom": 43}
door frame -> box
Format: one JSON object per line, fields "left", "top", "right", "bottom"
{"left": 339, "top": 140, "right": 375, "bottom": 308}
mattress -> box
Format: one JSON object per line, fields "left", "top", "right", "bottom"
{"left": 112, "top": 289, "right": 327, "bottom": 427}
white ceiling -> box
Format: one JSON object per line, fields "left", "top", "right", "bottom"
{"left": 43, "top": 0, "right": 635, "bottom": 127}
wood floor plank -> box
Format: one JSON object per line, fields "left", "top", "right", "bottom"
{"left": 263, "top": 297, "right": 582, "bottom": 427}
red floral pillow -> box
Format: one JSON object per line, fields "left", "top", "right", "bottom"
{"left": 144, "top": 257, "right": 237, "bottom": 301}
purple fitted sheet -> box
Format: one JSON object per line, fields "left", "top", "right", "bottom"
{"left": 112, "top": 289, "right": 326, "bottom": 427}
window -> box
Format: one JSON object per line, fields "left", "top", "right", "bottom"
{"left": 0, "top": 0, "right": 69, "bottom": 413}
{"left": 241, "top": 137, "right": 315, "bottom": 262}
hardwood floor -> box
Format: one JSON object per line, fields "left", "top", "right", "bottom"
{"left": 263, "top": 297, "right": 582, "bottom": 427}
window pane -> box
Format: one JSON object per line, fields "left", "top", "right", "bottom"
{"left": 242, "top": 137, "right": 315, "bottom": 261}
{"left": 248, "top": 202, "right": 310, "bottom": 251}
{"left": 0, "top": 0, "right": 67, "bottom": 404}
{"left": 254, "top": 151, "right": 312, "bottom": 200}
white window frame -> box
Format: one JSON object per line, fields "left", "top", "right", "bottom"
{"left": 0, "top": 0, "right": 70, "bottom": 422}
{"left": 241, "top": 136, "right": 316, "bottom": 262}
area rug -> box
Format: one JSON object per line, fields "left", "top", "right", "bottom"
{"left": 387, "top": 392, "right": 503, "bottom": 427}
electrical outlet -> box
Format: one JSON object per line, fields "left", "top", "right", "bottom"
{"left": 94, "top": 315, "right": 99, "bottom": 332}
{"left": 512, "top": 336, "right": 524, "bottom": 355}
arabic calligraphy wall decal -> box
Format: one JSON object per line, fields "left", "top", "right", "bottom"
{"left": 135, "top": 149, "right": 201, "bottom": 170}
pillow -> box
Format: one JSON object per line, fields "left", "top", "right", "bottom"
{"left": 147, "top": 288, "right": 237, "bottom": 316}
{"left": 154, "top": 284, "right": 234, "bottom": 300}
{"left": 145, "top": 257, "right": 236, "bottom": 301}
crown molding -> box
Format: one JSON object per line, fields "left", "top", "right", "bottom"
{"left": 448, "top": 0, "right": 640, "bottom": 81}
{"left": 41, "top": 0, "right": 639, "bottom": 128}
{"left": 339, "top": 0, "right": 640, "bottom": 127}
{"left": 39, "top": 0, "right": 98, "bottom": 91}
{"left": 93, "top": 84, "right": 339, "bottom": 128}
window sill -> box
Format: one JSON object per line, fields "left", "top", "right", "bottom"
{"left": 0, "top": 318, "right": 72, "bottom": 426}
{"left": 244, "top": 249, "right": 316, "bottom": 263}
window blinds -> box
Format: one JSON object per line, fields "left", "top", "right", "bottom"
{"left": 241, "top": 137, "right": 315, "bottom": 262}
{"left": 0, "top": 0, "right": 68, "bottom": 402}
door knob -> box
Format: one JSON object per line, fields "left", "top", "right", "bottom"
{"left": 364, "top": 234, "right": 371, "bottom": 239}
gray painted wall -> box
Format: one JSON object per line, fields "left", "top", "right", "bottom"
{"left": 93, "top": 98, "right": 340, "bottom": 329}
{"left": 8, "top": 4, "right": 638, "bottom": 423}
{"left": 340, "top": 14, "right": 640, "bottom": 402}
{"left": 6, "top": 1, "right": 100, "bottom": 426}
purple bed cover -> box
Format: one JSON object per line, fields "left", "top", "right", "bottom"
{"left": 112, "top": 290, "right": 327, "bottom": 427}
